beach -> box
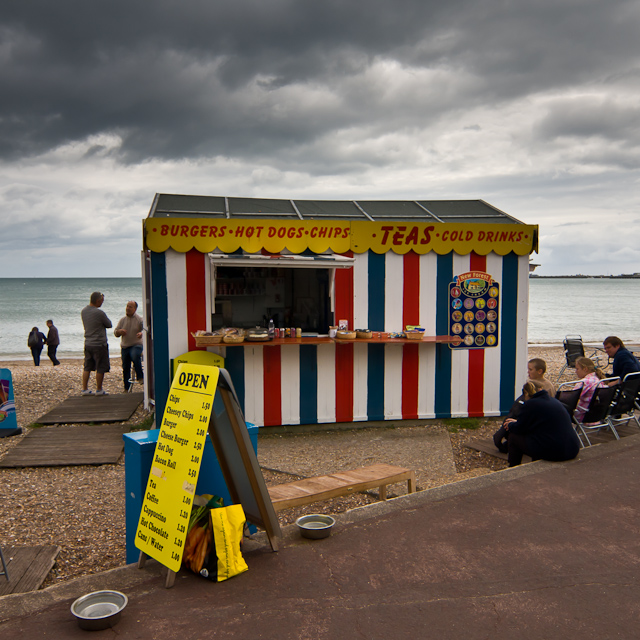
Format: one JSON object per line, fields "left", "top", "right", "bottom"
{"left": 0, "top": 345, "right": 609, "bottom": 587}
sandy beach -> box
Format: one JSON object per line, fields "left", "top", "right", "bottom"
{"left": 0, "top": 345, "right": 613, "bottom": 588}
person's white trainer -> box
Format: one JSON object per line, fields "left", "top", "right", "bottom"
{"left": 81, "top": 390, "right": 93, "bottom": 396}
{"left": 95, "top": 389, "right": 109, "bottom": 396}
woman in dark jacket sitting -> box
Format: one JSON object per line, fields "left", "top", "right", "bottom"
{"left": 503, "top": 380, "right": 581, "bottom": 468}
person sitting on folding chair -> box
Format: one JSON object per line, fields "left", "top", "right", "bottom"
{"left": 527, "top": 358, "right": 556, "bottom": 395}
{"left": 572, "top": 357, "right": 608, "bottom": 421}
{"left": 503, "top": 380, "right": 581, "bottom": 468}
{"left": 603, "top": 336, "right": 640, "bottom": 385}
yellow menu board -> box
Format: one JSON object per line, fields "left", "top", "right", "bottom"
{"left": 135, "top": 363, "right": 220, "bottom": 572}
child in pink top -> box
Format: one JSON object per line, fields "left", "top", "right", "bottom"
{"left": 573, "top": 357, "right": 607, "bottom": 421}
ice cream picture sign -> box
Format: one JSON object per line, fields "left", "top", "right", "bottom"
{"left": 449, "top": 271, "right": 500, "bottom": 349}
{"left": 135, "top": 363, "right": 220, "bottom": 572}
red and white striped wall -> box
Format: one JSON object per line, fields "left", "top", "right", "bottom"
{"left": 153, "top": 248, "right": 529, "bottom": 427}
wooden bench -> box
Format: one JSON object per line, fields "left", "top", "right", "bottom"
{"left": 267, "top": 463, "right": 416, "bottom": 512}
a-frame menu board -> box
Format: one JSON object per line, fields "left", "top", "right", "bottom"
{"left": 208, "top": 369, "right": 282, "bottom": 551}
{"left": 136, "top": 365, "right": 281, "bottom": 587}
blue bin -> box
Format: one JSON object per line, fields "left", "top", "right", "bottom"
{"left": 123, "top": 423, "right": 258, "bottom": 564}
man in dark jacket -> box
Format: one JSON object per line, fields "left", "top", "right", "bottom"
{"left": 504, "top": 380, "right": 581, "bottom": 467}
{"left": 603, "top": 336, "right": 640, "bottom": 383}
{"left": 45, "top": 319, "right": 60, "bottom": 366}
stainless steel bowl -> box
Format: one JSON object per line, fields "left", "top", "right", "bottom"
{"left": 70, "top": 590, "right": 128, "bottom": 630}
{"left": 296, "top": 514, "right": 336, "bottom": 539}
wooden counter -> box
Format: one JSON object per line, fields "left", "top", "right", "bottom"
{"left": 220, "top": 335, "right": 460, "bottom": 347}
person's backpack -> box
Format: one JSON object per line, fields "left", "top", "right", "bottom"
{"left": 27, "top": 331, "right": 39, "bottom": 348}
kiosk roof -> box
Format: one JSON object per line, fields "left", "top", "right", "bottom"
{"left": 149, "top": 194, "right": 525, "bottom": 225}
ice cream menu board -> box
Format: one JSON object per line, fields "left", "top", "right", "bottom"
{"left": 449, "top": 271, "right": 500, "bottom": 349}
{"left": 135, "top": 363, "right": 220, "bottom": 572}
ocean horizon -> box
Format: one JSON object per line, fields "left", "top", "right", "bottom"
{"left": 0, "top": 278, "right": 143, "bottom": 361}
{"left": 1, "top": 276, "right": 639, "bottom": 361}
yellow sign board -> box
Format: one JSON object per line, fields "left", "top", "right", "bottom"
{"left": 144, "top": 218, "right": 537, "bottom": 256}
{"left": 350, "top": 221, "right": 536, "bottom": 256}
{"left": 145, "top": 219, "right": 351, "bottom": 255}
{"left": 135, "top": 363, "right": 220, "bottom": 572}
{"left": 172, "top": 350, "right": 224, "bottom": 380}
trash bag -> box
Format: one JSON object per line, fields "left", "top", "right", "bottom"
{"left": 182, "top": 494, "right": 248, "bottom": 582}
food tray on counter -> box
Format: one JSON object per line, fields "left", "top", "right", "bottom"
{"left": 191, "top": 333, "right": 222, "bottom": 345}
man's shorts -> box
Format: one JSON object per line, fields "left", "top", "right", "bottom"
{"left": 84, "top": 344, "right": 110, "bottom": 373}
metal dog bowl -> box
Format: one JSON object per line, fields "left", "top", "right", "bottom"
{"left": 71, "top": 590, "right": 128, "bottom": 630}
{"left": 296, "top": 514, "right": 336, "bottom": 539}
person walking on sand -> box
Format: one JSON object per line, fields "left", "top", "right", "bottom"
{"left": 27, "top": 327, "right": 46, "bottom": 366}
{"left": 81, "top": 291, "right": 112, "bottom": 396}
{"left": 45, "top": 319, "right": 61, "bottom": 366}
{"left": 114, "top": 300, "right": 144, "bottom": 391}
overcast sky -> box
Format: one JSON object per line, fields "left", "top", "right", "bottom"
{"left": 2, "top": 1, "right": 639, "bottom": 277}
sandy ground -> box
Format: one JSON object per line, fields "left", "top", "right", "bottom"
{"left": 0, "top": 344, "right": 614, "bottom": 588}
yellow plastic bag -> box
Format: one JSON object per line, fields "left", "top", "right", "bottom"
{"left": 210, "top": 504, "right": 249, "bottom": 582}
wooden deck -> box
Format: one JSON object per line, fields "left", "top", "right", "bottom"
{"left": 268, "top": 463, "right": 416, "bottom": 511}
{"left": 0, "top": 546, "right": 60, "bottom": 596}
{"left": 35, "top": 392, "right": 143, "bottom": 424}
{"left": 0, "top": 424, "right": 129, "bottom": 468}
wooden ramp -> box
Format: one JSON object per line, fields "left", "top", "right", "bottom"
{"left": 465, "top": 438, "right": 532, "bottom": 463}
{"left": 466, "top": 422, "right": 640, "bottom": 461}
{"left": 35, "top": 392, "right": 143, "bottom": 425}
{"left": 0, "top": 424, "right": 129, "bottom": 468}
{"left": 0, "top": 545, "right": 60, "bottom": 596}
{"left": 268, "top": 463, "right": 416, "bottom": 511}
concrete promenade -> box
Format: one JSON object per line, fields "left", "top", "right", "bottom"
{"left": 2, "top": 435, "right": 640, "bottom": 639}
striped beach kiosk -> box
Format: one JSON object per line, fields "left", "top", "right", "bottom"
{"left": 143, "top": 195, "right": 538, "bottom": 428}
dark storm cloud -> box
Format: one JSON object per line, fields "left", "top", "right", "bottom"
{"left": 2, "top": 0, "right": 638, "bottom": 165}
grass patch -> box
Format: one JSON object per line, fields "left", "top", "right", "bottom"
{"left": 442, "top": 417, "right": 483, "bottom": 433}
{"left": 130, "top": 411, "right": 156, "bottom": 432}
{"left": 26, "top": 422, "right": 45, "bottom": 429}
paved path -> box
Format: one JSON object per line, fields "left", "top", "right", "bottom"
{"left": 2, "top": 435, "right": 640, "bottom": 639}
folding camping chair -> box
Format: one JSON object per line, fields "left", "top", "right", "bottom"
{"left": 127, "top": 353, "right": 144, "bottom": 393}
{"left": 555, "top": 382, "right": 584, "bottom": 445}
{"left": 556, "top": 380, "right": 589, "bottom": 448}
{"left": 607, "top": 371, "right": 640, "bottom": 435}
{"left": 556, "top": 335, "right": 603, "bottom": 382}
{"left": 573, "top": 377, "right": 620, "bottom": 447}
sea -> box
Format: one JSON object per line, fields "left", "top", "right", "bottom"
{"left": 0, "top": 278, "right": 143, "bottom": 360}
{"left": 1, "top": 277, "right": 639, "bottom": 360}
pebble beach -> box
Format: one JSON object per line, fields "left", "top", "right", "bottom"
{"left": 0, "top": 344, "right": 619, "bottom": 588}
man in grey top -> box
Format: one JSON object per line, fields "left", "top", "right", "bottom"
{"left": 81, "top": 291, "right": 112, "bottom": 396}
{"left": 114, "top": 300, "right": 144, "bottom": 391}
